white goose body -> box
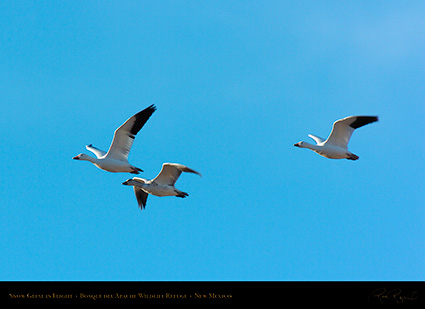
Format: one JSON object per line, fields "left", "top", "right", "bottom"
{"left": 73, "top": 105, "right": 156, "bottom": 173}
{"left": 82, "top": 155, "right": 142, "bottom": 173}
{"left": 299, "top": 142, "right": 355, "bottom": 159}
{"left": 294, "top": 115, "right": 378, "bottom": 160}
{"left": 132, "top": 180, "right": 181, "bottom": 197}
{"left": 122, "top": 163, "right": 202, "bottom": 210}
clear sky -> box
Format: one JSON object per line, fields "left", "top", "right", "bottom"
{"left": 1, "top": 1, "right": 424, "bottom": 281}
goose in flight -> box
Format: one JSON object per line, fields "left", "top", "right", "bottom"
{"left": 73, "top": 105, "right": 156, "bottom": 173}
{"left": 294, "top": 115, "right": 378, "bottom": 160}
{"left": 122, "top": 163, "right": 202, "bottom": 210}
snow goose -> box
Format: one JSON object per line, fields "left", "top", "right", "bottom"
{"left": 73, "top": 105, "right": 156, "bottom": 173}
{"left": 294, "top": 115, "right": 378, "bottom": 160}
{"left": 122, "top": 163, "right": 202, "bottom": 210}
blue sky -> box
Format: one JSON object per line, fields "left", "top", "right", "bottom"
{"left": 1, "top": 1, "right": 424, "bottom": 281}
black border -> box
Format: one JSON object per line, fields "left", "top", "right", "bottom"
{"left": 2, "top": 281, "right": 424, "bottom": 306}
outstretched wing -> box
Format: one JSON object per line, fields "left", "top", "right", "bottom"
{"left": 85, "top": 144, "right": 107, "bottom": 158}
{"left": 134, "top": 187, "right": 149, "bottom": 210}
{"left": 325, "top": 116, "right": 378, "bottom": 148}
{"left": 153, "top": 163, "right": 202, "bottom": 186}
{"left": 105, "top": 105, "right": 156, "bottom": 162}
{"left": 308, "top": 134, "right": 326, "bottom": 145}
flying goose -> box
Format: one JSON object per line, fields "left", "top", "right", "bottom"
{"left": 122, "top": 163, "right": 202, "bottom": 210}
{"left": 73, "top": 105, "right": 156, "bottom": 173}
{"left": 294, "top": 115, "right": 378, "bottom": 160}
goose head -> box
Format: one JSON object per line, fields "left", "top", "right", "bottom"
{"left": 122, "top": 178, "right": 146, "bottom": 186}
{"left": 73, "top": 153, "right": 91, "bottom": 160}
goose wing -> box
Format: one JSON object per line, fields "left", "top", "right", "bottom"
{"left": 85, "top": 144, "right": 107, "bottom": 158}
{"left": 134, "top": 187, "right": 149, "bottom": 210}
{"left": 325, "top": 116, "right": 378, "bottom": 148}
{"left": 105, "top": 105, "right": 156, "bottom": 162}
{"left": 153, "top": 163, "right": 201, "bottom": 186}
{"left": 308, "top": 134, "right": 326, "bottom": 145}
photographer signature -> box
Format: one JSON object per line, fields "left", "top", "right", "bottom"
{"left": 368, "top": 288, "right": 418, "bottom": 304}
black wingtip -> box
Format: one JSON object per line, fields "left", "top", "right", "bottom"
{"left": 349, "top": 116, "right": 379, "bottom": 129}
{"left": 148, "top": 104, "right": 157, "bottom": 111}
{"left": 129, "top": 105, "right": 157, "bottom": 136}
{"left": 145, "top": 104, "right": 157, "bottom": 115}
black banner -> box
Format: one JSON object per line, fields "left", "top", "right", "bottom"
{"left": 2, "top": 281, "right": 424, "bottom": 306}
